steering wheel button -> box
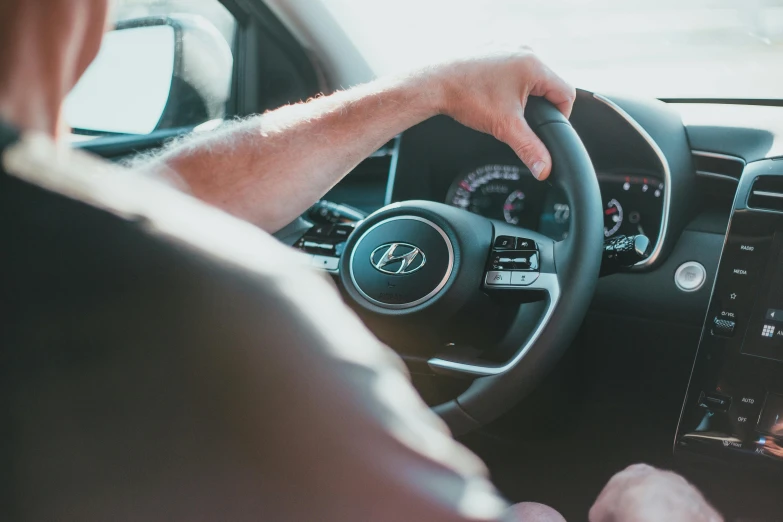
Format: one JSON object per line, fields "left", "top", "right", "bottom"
{"left": 494, "top": 236, "right": 516, "bottom": 250}
{"left": 485, "top": 271, "right": 511, "bottom": 286}
{"left": 490, "top": 254, "right": 512, "bottom": 270}
{"left": 511, "top": 271, "right": 540, "bottom": 286}
{"left": 512, "top": 251, "right": 538, "bottom": 271}
{"left": 515, "top": 237, "right": 537, "bottom": 250}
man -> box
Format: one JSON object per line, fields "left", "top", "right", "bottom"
{"left": 0, "top": 1, "right": 722, "bottom": 521}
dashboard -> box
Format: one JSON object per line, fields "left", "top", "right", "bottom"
{"left": 309, "top": 89, "right": 783, "bottom": 501}
{"left": 311, "top": 88, "right": 783, "bottom": 512}
{"left": 443, "top": 163, "right": 664, "bottom": 243}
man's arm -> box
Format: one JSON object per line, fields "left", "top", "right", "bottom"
{"left": 133, "top": 50, "right": 575, "bottom": 232}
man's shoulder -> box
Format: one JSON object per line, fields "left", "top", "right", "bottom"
{"left": 1, "top": 132, "right": 311, "bottom": 281}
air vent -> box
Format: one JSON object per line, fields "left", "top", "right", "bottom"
{"left": 692, "top": 151, "right": 745, "bottom": 182}
{"left": 748, "top": 176, "right": 783, "bottom": 212}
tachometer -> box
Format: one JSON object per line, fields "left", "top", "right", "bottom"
{"left": 503, "top": 190, "right": 526, "bottom": 225}
{"left": 604, "top": 198, "right": 623, "bottom": 237}
{"left": 446, "top": 165, "right": 529, "bottom": 225}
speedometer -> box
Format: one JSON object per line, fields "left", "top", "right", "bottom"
{"left": 445, "top": 165, "right": 529, "bottom": 225}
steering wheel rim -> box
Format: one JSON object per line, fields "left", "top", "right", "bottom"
{"left": 437, "top": 99, "right": 603, "bottom": 433}
{"left": 338, "top": 98, "right": 603, "bottom": 434}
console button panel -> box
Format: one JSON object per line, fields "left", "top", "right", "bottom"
{"left": 675, "top": 205, "right": 783, "bottom": 470}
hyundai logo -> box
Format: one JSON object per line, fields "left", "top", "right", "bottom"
{"left": 370, "top": 243, "right": 426, "bottom": 275}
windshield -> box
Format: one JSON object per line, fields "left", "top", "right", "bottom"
{"left": 320, "top": 0, "right": 783, "bottom": 99}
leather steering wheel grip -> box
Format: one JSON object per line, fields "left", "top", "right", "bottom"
{"left": 438, "top": 97, "right": 604, "bottom": 433}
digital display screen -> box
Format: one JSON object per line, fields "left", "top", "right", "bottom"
{"left": 742, "top": 232, "right": 783, "bottom": 361}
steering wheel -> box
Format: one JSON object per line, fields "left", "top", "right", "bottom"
{"left": 336, "top": 98, "right": 603, "bottom": 434}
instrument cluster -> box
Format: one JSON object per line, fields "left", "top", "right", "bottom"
{"left": 445, "top": 164, "right": 664, "bottom": 243}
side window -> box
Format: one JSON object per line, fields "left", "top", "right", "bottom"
{"left": 65, "top": 0, "right": 237, "bottom": 140}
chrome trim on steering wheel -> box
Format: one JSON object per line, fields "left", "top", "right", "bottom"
{"left": 592, "top": 93, "right": 672, "bottom": 270}
{"left": 427, "top": 272, "right": 561, "bottom": 376}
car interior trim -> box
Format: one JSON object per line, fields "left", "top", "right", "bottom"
{"left": 348, "top": 215, "right": 454, "bottom": 309}
{"left": 384, "top": 134, "right": 402, "bottom": 205}
{"left": 426, "top": 272, "right": 561, "bottom": 376}
{"left": 753, "top": 190, "right": 783, "bottom": 199}
{"left": 593, "top": 93, "right": 672, "bottom": 270}
{"left": 696, "top": 170, "right": 740, "bottom": 183}
{"left": 691, "top": 150, "right": 748, "bottom": 164}
{"left": 692, "top": 150, "right": 745, "bottom": 182}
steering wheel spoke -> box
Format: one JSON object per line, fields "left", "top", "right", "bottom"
{"left": 480, "top": 222, "right": 556, "bottom": 297}
{"left": 427, "top": 223, "right": 561, "bottom": 376}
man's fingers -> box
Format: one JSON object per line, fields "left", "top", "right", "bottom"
{"left": 530, "top": 66, "right": 577, "bottom": 119}
{"left": 497, "top": 112, "right": 552, "bottom": 180}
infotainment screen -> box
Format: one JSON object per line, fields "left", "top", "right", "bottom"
{"left": 741, "top": 232, "right": 783, "bottom": 362}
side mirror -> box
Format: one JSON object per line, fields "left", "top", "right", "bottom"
{"left": 65, "top": 16, "right": 233, "bottom": 136}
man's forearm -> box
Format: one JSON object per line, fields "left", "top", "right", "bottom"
{"left": 140, "top": 74, "right": 442, "bottom": 232}
{"left": 134, "top": 51, "right": 577, "bottom": 233}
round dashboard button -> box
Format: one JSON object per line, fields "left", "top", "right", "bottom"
{"left": 675, "top": 261, "right": 707, "bottom": 292}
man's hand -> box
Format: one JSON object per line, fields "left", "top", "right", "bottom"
{"left": 431, "top": 49, "right": 576, "bottom": 180}
{"left": 589, "top": 464, "right": 723, "bottom": 522}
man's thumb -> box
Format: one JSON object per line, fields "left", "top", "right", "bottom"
{"left": 502, "top": 117, "right": 552, "bottom": 180}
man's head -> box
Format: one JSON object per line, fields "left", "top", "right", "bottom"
{"left": 0, "top": 0, "right": 110, "bottom": 136}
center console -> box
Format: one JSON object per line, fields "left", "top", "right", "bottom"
{"left": 676, "top": 163, "right": 783, "bottom": 471}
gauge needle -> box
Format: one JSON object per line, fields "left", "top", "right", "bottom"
{"left": 605, "top": 207, "right": 618, "bottom": 215}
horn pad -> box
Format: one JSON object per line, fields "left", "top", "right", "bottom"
{"left": 348, "top": 216, "right": 454, "bottom": 309}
